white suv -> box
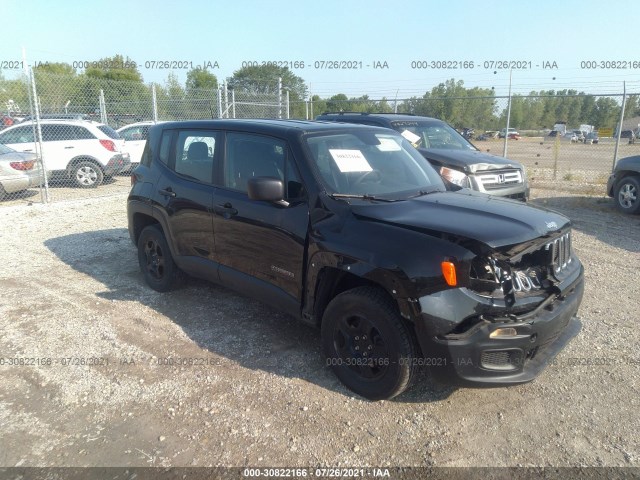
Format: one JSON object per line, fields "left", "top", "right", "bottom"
{"left": 117, "top": 121, "right": 166, "bottom": 167}
{"left": 0, "top": 120, "right": 130, "bottom": 187}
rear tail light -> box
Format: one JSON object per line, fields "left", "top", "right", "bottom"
{"left": 99, "top": 139, "right": 116, "bottom": 151}
{"left": 10, "top": 160, "right": 35, "bottom": 171}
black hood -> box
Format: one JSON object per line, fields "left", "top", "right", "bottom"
{"left": 350, "top": 191, "right": 569, "bottom": 249}
{"left": 418, "top": 148, "right": 523, "bottom": 172}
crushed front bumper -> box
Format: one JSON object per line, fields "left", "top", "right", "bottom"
{"left": 414, "top": 265, "right": 584, "bottom": 387}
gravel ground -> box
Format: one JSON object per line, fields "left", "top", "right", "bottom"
{"left": 0, "top": 188, "right": 638, "bottom": 470}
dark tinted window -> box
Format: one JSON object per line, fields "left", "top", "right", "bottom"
{"left": 41, "top": 124, "right": 95, "bottom": 141}
{"left": 224, "top": 133, "right": 303, "bottom": 199}
{"left": 71, "top": 126, "right": 96, "bottom": 139}
{"left": 0, "top": 125, "right": 34, "bottom": 144}
{"left": 225, "top": 133, "right": 285, "bottom": 193}
{"left": 97, "top": 125, "right": 121, "bottom": 139}
{"left": 172, "top": 130, "right": 217, "bottom": 183}
{"left": 120, "top": 125, "right": 149, "bottom": 141}
{"left": 158, "top": 131, "right": 172, "bottom": 165}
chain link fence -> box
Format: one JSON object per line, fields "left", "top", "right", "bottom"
{"left": 0, "top": 70, "right": 287, "bottom": 204}
{"left": 1, "top": 69, "right": 637, "bottom": 205}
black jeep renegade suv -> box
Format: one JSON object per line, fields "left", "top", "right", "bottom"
{"left": 127, "top": 119, "right": 584, "bottom": 400}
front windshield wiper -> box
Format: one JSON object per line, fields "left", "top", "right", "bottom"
{"left": 408, "top": 188, "right": 441, "bottom": 198}
{"left": 329, "top": 193, "right": 396, "bottom": 202}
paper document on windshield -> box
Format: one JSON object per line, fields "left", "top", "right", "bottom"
{"left": 329, "top": 149, "right": 373, "bottom": 172}
{"left": 400, "top": 130, "right": 421, "bottom": 145}
{"left": 376, "top": 137, "right": 402, "bottom": 151}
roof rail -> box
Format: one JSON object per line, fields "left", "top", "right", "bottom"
{"left": 320, "top": 111, "right": 370, "bottom": 116}
{"left": 319, "top": 112, "right": 416, "bottom": 116}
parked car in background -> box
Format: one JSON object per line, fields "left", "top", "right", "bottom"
{"left": 564, "top": 132, "right": 579, "bottom": 143}
{"left": 620, "top": 130, "right": 636, "bottom": 144}
{"left": 21, "top": 113, "right": 92, "bottom": 122}
{"left": 316, "top": 113, "right": 529, "bottom": 200}
{"left": 572, "top": 130, "right": 585, "bottom": 142}
{"left": 0, "top": 115, "right": 19, "bottom": 130}
{"left": 0, "top": 120, "right": 130, "bottom": 188}
{"left": 476, "top": 130, "right": 498, "bottom": 140}
{"left": 607, "top": 155, "right": 640, "bottom": 214}
{"left": 546, "top": 130, "right": 561, "bottom": 139}
{"left": 498, "top": 128, "right": 519, "bottom": 138}
{"left": 117, "top": 121, "right": 165, "bottom": 167}
{"left": 584, "top": 132, "right": 599, "bottom": 144}
{"left": 0, "top": 143, "right": 44, "bottom": 199}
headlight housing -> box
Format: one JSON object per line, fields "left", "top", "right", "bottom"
{"left": 440, "top": 166, "right": 470, "bottom": 188}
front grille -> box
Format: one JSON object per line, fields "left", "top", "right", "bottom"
{"left": 480, "top": 350, "right": 522, "bottom": 371}
{"left": 476, "top": 169, "right": 523, "bottom": 190}
{"left": 545, "top": 232, "right": 572, "bottom": 274}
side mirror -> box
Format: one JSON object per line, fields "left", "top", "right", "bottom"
{"left": 247, "top": 177, "right": 287, "bottom": 205}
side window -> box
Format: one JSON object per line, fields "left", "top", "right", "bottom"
{"left": 41, "top": 124, "right": 58, "bottom": 142}
{"left": 225, "top": 133, "right": 285, "bottom": 193}
{"left": 224, "top": 133, "right": 303, "bottom": 199}
{"left": 71, "top": 126, "right": 96, "bottom": 140}
{"left": 172, "top": 130, "right": 217, "bottom": 183}
{"left": 158, "top": 131, "right": 172, "bottom": 165}
{"left": 120, "top": 126, "right": 147, "bottom": 141}
{"left": 0, "top": 126, "right": 34, "bottom": 144}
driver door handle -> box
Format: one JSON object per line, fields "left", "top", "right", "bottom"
{"left": 214, "top": 202, "right": 238, "bottom": 218}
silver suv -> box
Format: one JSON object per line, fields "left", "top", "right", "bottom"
{"left": 316, "top": 113, "right": 529, "bottom": 200}
{"left": 0, "top": 119, "right": 130, "bottom": 188}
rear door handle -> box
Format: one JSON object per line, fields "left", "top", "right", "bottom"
{"left": 158, "top": 188, "right": 176, "bottom": 197}
{"left": 214, "top": 202, "right": 238, "bottom": 218}
{"left": 64, "top": 146, "right": 74, "bottom": 149}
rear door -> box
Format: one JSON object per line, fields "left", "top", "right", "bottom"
{"left": 152, "top": 128, "right": 220, "bottom": 280}
{"left": 212, "top": 132, "right": 309, "bottom": 305}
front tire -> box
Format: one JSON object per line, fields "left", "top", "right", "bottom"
{"left": 72, "top": 160, "right": 104, "bottom": 188}
{"left": 321, "top": 286, "right": 418, "bottom": 400}
{"left": 137, "top": 224, "right": 182, "bottom": 292}
{"left": 614, "top": 175, "right": 640, "bottom": 214}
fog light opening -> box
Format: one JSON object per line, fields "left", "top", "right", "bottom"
{"left": 490, "top": 327, "right": 518, "bottom": 338}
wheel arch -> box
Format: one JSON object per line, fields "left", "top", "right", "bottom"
{"left": 610, "top": 170, "right": 640, "bottom": 195}
{"left": 66, "top": 156, "right": 105, "bottom": 176}
{"left": 305, "top": 252, "right": 419, "bottom": 329}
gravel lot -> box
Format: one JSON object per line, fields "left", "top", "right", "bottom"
{"left": 0, "top": 188, "right": 638, "bottom": 470}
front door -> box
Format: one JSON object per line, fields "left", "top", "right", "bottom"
{"left": 213, "top": 132, "right": 309, "bottom": 304}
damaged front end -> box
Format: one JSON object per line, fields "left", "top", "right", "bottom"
{"left": 415, "top": 229, "right": 584, "bottom": 387}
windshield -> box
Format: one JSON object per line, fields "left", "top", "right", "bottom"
{"left": 391, "top": 121, "right": 477, "bottom": 151}
{"left": 305, "top": 130, "right": 445, "bottom": 198}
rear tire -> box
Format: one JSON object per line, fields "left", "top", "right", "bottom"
{"left": 137, "top": 224, "right": 182, "bottom": 292}
{"left": 71, "top": 160, "right": 104, "bottom": 188}
{"left": 321, "top": 286, "right": 418, "bottom": 400}
{"left": 614, "top": 175, "right": 640, "bottom": 214}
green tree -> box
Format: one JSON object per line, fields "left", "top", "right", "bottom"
{"left": 227, "top": 64, "right": 307, "bottom": 99}
{"left": 84, "top": 54, "right": 143, "bottom": 82}
{"left": 32, "top": 63, "right": 77, "bottom": 113}
{"left": 186, "top": 68, "right": 218, "bottom": 92}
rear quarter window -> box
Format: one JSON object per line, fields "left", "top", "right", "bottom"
{"left": 97, "top": 125, "right": 122, "bottom": 139}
